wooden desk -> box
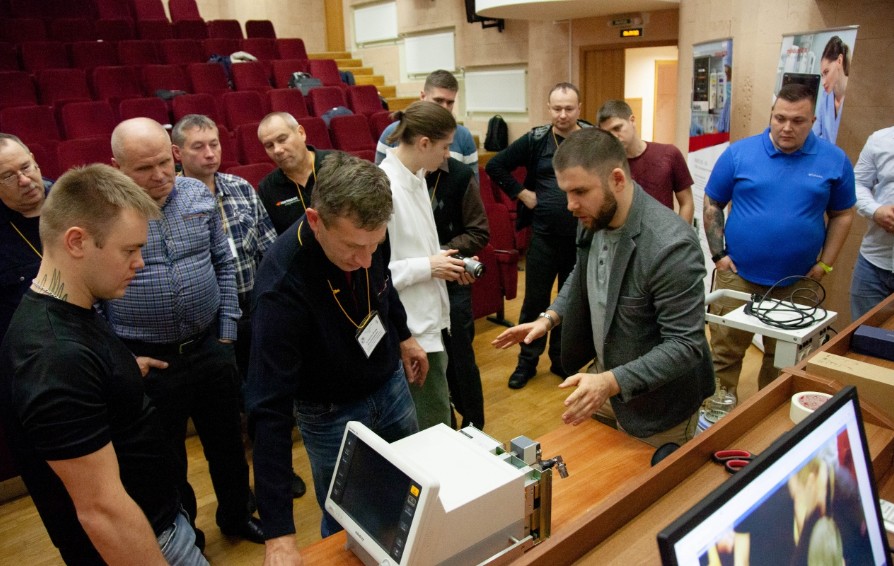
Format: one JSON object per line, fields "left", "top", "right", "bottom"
{"left": 300, "top": 421, "right": 655, "bottom": 564}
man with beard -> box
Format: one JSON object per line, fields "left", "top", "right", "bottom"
{"left": 493, "top": 129, "right": 714, "bottom": 447}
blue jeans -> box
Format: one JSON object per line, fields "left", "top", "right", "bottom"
{"left": 158, "top": 509, "right": 209, "bottom": 565}
{"left": 850, "top": 254, "right": 894, "bottom": 320}
{"left": 294, "top": 364, "right": 419, "bottom": 537}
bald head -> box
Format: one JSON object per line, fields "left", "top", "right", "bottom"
{"left": 111, "top": 118, "right": 176, "bottom": 204}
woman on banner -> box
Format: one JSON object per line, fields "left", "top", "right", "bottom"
{"left": 813, "top": 36, "right": 851, "bottom": 143}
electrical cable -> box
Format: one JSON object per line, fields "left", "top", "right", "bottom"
{"left": 744, "top": 275, "right": 828, "bottom": 330}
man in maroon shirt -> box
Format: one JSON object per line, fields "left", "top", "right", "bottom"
{"left": 597, "top": 100, "right": 694, "bottom": 224}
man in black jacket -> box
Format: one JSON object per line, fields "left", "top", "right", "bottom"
{"left": 485, "top": 82, "right": 592, "bottom": 389}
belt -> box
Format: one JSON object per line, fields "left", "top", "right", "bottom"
{"left": 122, "top": 327, "right": 211, "bottom": 356}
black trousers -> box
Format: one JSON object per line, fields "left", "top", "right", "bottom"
{"left": 517, "top": 232, "right": 577, "bottom": 370}
{"left": 443, "top": 283, "right": 485, "bottom": 428}
{"left": 128, "top": 333, "right": 252, "bottom": 532}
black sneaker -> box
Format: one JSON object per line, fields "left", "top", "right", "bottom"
{"left": 508, "top": 365, "right": 536, "bottom": 389}
{"left": 291, "top": 470, "right": 306, "bottom": 498}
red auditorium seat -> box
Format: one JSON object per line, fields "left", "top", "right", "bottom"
{"left": 267, "top": 88, "right": 309, "bottom": 119}
{"left": 202, "top": 38, "right": 240, "bottom": 59}
{"left": 95, "top": 0, "right": 133, "bottom": 20}
{"left": 271, "top": 59, "right": 309, "bottom": 89}
{"left": 159, "top": 39, "right": 205, "bottom": 65}
{"left": 92, "top": 66, "right": 143, "bottom": 103}
{"left": 221, "top": 90, "right": 266, "bottom": 129}
{"left": 118, "top": 96, "right": 171, "bottom": 125}
{"left": 49, "top": 18, "right": 96, "bottom": 43}
{"left": 346, "top": 85, "right": 384, "bottom": 117}
{"left": 136, "top": 20, "right": 173, "bottom": 41}
{"left": 0, "top": 71, "right": 38, "bottom": 109}
{"left": 117, "top": 40, "right": 161, "bottom": 66}
{"left": 0, "top": 18, "right": 47, "bottom": 44}
{"left": 240, "top": 38, "right": 276, "bottom": 61}
{"left": 131, "top": 0, "right": 168, "bottom": 21}
{"left": 19, "top": 41, "right": 70, "bottom": 73}
{"left": 474, "top": 202, "right": 519, "bottom": 323}
{"left": 225, "top": 163, "right": 275, "bottom": 189}
{"left": 329, "top": 114, "right": 376, "bottom": 153}
{"left": 0, "top": 42, "right": 18, "bottom": 71}
{"left": 0, "top": 105, "right": 62, "bottom": 147}
{"left": 235, "top": 122, "right": 269, "bottom": 164}
{"left": 245, "top": 20, "right": 276, "bottom": 39}
{"left": 368, "top": 110, "right": 394, "bottom": 140}
{"left": 69, "top": 42, "right": 120, "bottom": 70}
{"left": 231, "top": 61, "right": 271, "bottom": 93}
{"left": 37, "top": 68, "right": 91, "bottom": 106}
{"left": 186, "top": 63, "right": 230, "bottom": 95}
{"left": 470, "top": 243, "right": 503, "bottom": 322}
{"left": 172, "top": 19, "right": 208, "bottom": 40}
{"left": 27, "top": 141, "right": 62, "bottom": 180}
{"left": 207, "top": 20, "right": 243, "bottom": 40}
{"left": 96, "top": 19, "right": 136, "bottom": 42}
{"left": 298, "top": 116, "right": 332, "bottom": 150}
{"left": 305, "top": 86, "right": 347, "bottom": 117}
{"left": 60, "top": 100, "right": 117, "bottom": 139}
{"left": 275, "top": 38, "right": 307, "bottom": 61}
{"left": 308, "top": 59, "right": 345, "bottom": 89}
{"left": 57, "top": 137, "right": 114, "bottom": 172}
{"left": 140, "top": 64, "right": 189, "bottom": 95}
{"left": 215, "top": 123, "right": 238, "bottom": 169}
{"left": 171, "top": 93, "right": 222, "bottom": 125}
{"left": 168, "top": 0, "right": 202, "bottom": 22}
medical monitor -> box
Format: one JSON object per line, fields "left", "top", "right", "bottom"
{"left": 657, "top": 386, "right": 891, "bottom": 566}
{"left": 325, "top": 422, "right": 527, "bottom": 566}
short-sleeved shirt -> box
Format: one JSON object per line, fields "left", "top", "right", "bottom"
{"left": 705, "top": 128, "right": 856, "bottom": 285}
{"left": 627, "top": 142, "right": 693, "bottom": 210}
{"left": 0, "top": 293, "right": 179, "bottom": 562}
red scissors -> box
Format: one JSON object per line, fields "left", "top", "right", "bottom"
{"left": 712, "top": 449, "right": 756, "bottom": 474}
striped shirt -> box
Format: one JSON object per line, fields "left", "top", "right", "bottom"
{"left": 104, "top": 177, "right": 241, "bottom": 342}
{"left": 211, "top": 172, "right": 277, "bottom": 304}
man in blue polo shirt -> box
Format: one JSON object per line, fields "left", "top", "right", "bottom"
{"left": 703, "top": 83, "right": 855, "bottom": 398}
{"left": 375, "top": 69, "right": 478, "bottom": 178}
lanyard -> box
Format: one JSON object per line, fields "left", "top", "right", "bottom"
{"left": 9, "top": 220, "right": 42, "bottom": 258}
{"left": 284, "top": 156, "right": 317, "bottom": 211}
{"left": 297, "top": 220, "right": 372, "bottom": 329}
{"left": 429, "top": 170, "right": 442, "bottom": 204}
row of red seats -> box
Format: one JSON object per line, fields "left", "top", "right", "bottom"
{"left": 0, "top": 0, "right": 210, "bottom": 23}
{"left": 1, "top": 37, "right": 306, "bottom": 73}
{"left": 0, "top": 17, "right": 274, "bottom": 44}
{"left": 0, "top": 104, "right": 394, "bottom": 178}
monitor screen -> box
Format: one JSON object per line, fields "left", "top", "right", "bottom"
{"left": 326, "top": 424, "right": 433, "bottom": 565}
{"left": 658, "top": 386, "right": 891, "bottom": 566}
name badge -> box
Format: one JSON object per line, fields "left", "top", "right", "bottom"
{"left": 356, "top": 310, "right": 385, "bottom": 358}
{"left": 227, "top": 236, "right": 238, "bottom": 259}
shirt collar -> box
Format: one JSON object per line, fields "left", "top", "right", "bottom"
{"left": 762, "top": 126, "right": 818, "bottom": 157}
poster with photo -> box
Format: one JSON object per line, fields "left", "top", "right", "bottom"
{"left": 775, "top": 27, "right": 858, "bottom": 145}
{"left": 688, "top": 39, "right": 732, "bottom": 293}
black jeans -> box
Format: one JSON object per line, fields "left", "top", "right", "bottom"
{"left": 443, "top": 283, "right": 485, "bottom": 428}
{"left": 517, "top": 232, "right": 577, "bottom": 370}
{"left": 135, "top": 334, "right": 252, "bottom": 532}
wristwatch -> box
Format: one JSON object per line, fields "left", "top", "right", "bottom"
{"left": 711, "top": 250, "right": 728, "bottom": 263}
{"left": 538, "top": 312, "right": 556, "bottom": 331}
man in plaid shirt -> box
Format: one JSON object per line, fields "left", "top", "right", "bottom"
{"left": 171, "top": 115, "right": 306, "bottom": 501}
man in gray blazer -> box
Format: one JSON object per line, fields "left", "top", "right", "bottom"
{"left": 494, "top": 128, "right": 714, "bottom": 447}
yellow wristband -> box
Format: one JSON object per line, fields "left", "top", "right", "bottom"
{"left": 817, "top": 261, "right": 833, "bottom": 274}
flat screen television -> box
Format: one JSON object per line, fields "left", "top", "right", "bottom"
{"left": 657, "top": 386, "right": 891, "bottom": 566}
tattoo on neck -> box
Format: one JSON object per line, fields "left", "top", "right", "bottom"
{"left": 34, "top": 270, "right": 69, "bottom": 302}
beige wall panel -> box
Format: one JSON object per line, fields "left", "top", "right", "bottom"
{"left": 197, "top": 0, "right": 327, "bottom": 50}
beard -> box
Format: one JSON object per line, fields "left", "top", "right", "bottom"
{"left": 581, "top": 187, "right": 618, "bottom": 233}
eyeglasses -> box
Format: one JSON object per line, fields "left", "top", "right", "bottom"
{"left": 0, "top": 161, "right": 38, "bottom": 188}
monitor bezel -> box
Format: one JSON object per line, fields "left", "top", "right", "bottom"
{"left": 324, "top": 421, "right": 439, "bottom": 566}
{"left": 657, "top": 386, "right": 892, "bottom": 566}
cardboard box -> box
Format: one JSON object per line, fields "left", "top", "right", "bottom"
{"left": 806, "top": 352, "right": 894, "bottom": 422}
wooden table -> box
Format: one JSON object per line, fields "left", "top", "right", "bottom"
{"left": 303, "top": 294, "right": 894, "bottom": 565}
{"left": 300, "top": 420, "right": 655, "bottom": 564}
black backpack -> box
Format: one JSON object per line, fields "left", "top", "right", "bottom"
{"left": 484, "top": 114, "right": 508, "bottom": 151}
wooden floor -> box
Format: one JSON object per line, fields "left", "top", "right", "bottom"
{"left": 0, "top": 261, "right": 760, "bottom": 564}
